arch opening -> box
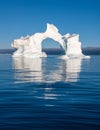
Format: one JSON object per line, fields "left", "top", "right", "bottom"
{"left": 42, "top": 38, "right": 61, "bottom": 49}
{"left": 42, "top": 38, "right": 64, "bottom": 55}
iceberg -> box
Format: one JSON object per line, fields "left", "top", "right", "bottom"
{"left": 11, "top": 23, "right": 90, "bottom": 59}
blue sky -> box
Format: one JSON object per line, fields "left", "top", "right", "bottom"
{"left": 0, "top": 0, "right": 100, "bottom": 49}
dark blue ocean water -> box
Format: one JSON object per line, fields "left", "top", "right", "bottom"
{"left": 0, "top": 54, "right": 100, "bottom": 130}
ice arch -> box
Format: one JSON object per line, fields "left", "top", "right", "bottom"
{"left": 11, "top": 23, "right": 65, "bottom": 58}
{"left": 11, "top": 23, "right": 90, "bottom": 59}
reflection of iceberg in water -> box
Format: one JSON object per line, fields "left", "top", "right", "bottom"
{"left": 65, "top": 58, "right": 82, "bottom": 82}
{"left": 42, "top": 58, "right": 82, "bottom": 83}
{"left": 13, "top": 57, "right": 82, "bottom": 83}
{"left": 13, "top": 57, "right": 42, "bottom": 83}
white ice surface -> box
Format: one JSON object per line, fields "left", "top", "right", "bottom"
{"left": 11, "top": 23, "right": 90, "bottom": 59}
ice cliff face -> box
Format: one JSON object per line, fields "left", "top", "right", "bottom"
{"left": 11, "top": 23, "right": 90, "bottom": 59}
{"left": 62, "top": 34, "right": 90, "bottom": 58}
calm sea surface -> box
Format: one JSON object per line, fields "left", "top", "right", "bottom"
{"left": 0, "top": 54, "right": 100, "bottom": 130}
